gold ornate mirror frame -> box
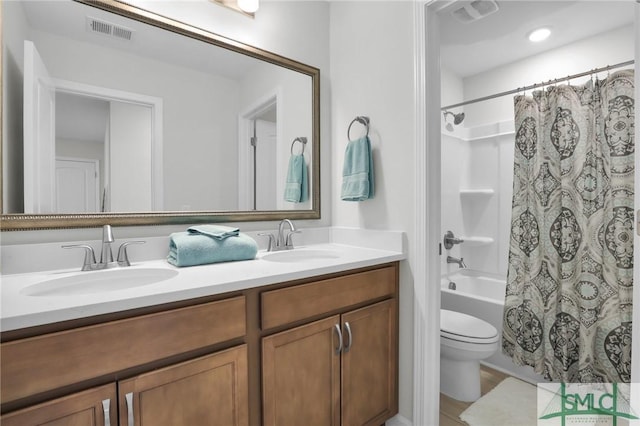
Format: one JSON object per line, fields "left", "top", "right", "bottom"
{"left": 0, "top": 0, "right": 321, "bottom": 231}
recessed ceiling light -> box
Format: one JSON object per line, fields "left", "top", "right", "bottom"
{"left": 528, "top": 27, "right": 551, "bottom": 42}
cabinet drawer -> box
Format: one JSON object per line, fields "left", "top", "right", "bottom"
{"left": 1, "top": 383, "right": 117, "bottom": 426}
{"left": 1, "top": 296, "right": 246, "bottom": 405}
{"left": 261, "top": 266, "right": 396, "bottom": 329}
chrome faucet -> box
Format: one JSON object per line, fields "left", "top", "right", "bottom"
{"left": 100, "top": 224, "right": 115, "bottom": 265}
{"left": 259, "top": 219, "right": 301, "bottom": 252}
{"left": 447, "top": 255, "right": 467, "bottom": 268}
{"left": 63, "top": 225, "right": 145, "bottom": 271}
{"left": 277, "top": 219, "right": 297, "bottom": 249}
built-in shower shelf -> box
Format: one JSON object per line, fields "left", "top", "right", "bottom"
{"left": 459, "top": 188, "right": 495, "bottom": 197}
{"left": 460, "top": 236, "right": 494, "bottom": 246}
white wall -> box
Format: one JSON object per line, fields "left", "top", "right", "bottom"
{"left": 56, "top": 139, "right": 103, "bottom": 165}
{"left": 330, "top": 2, "right": 415, "bottom": 421}
{"left": 29, "top": 28, "right": 241, "bottom": 211}
{"left": 441, "top": 66, "right": 464, "bottom": 109}
{"left": 2, "top": 1, "right": 30, "bottom": 213}
{"left": 128, "top": 0, "right": 332, "bottom": 224}
{"left": 240, "top": 61, "right": 313, "bottom": 210}
{"left": 109, "top": 102, "right": 153, "bottom": 212}
{"left": 464, "top": 25, "right": 635, "bottom": 127}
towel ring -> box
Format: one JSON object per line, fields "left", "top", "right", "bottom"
{"left": 291, "top": 137, "right": 307, "bottom": 155}
{"left": 347, "top": 116, "right": 370, "bottom": 140}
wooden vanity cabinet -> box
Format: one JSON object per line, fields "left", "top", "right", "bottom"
{"left": 263, "top": 316, "right": 341, "bottom": 426}
{"left": 2, "top": 347, "right": 248, "bottom": 426}
{"left": 261, "top": 265, "right": 399, "bottom": 426}
{"left": 341, "top": 299, "right": 397, "bottom": 426}
{"left": 1, "top": 262, "right": 399, "bottom": 426}
{"left": 1, "top": 296, "right": 248, "bottom": 426}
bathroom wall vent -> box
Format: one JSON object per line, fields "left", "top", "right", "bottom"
{"left": 86, "top": 17, "right": 134, "bottom": 41}
{"left": 451, "top": 0, "right": 499, "bottom": 24}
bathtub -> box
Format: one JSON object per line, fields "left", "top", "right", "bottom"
{"left": 441, "top": 270, "right": 545, "bottom": 384}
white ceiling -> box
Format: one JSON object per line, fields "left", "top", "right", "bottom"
{"left": 439, "top": 0, "right": 636, "bottom": 78}
{"left": 21, "top": 0, "right": 260, "bottom": 81}
{"left": 20, "top": 1, "right": 284, "bottom": 144}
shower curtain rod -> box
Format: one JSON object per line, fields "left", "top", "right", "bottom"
{"left": 441, "top": 59, "right": 635, "bottom": 111}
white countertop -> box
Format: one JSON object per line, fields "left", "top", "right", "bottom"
{"left": 1, "top": 242, "right": 404, "bottom": 332}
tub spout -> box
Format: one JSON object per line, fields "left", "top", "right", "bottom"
{"left": 447, "top": 256, "right": 467, "bottom": 268}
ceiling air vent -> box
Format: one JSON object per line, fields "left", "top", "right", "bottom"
{"left": 86, "top": 17, "right": 133, "bottom": 41}
{"left": 451, "top": 0, "right": 499, "bottom": 24}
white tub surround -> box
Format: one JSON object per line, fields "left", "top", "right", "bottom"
{"left": 1, "top": 227, "right": 404, "bottom": 331}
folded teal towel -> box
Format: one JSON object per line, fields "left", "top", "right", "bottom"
{"left": 341, "top": 136, "right": 374, "bottom": 201}
{"left": 284, "top": 154, "right": 308, "bottom": 203}
{"left": 188, "top": 225, "right": 239, "bottom": 240}
{"left": 167, "top": 231, "right": 258, "bottom": 267}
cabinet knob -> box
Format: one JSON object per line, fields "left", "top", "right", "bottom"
{"left": 333, "top": 324, "right": 343, "bottom": 355}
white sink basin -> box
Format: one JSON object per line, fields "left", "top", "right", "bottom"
{"left": 261, "top": 248, "right": 341, "bottom": 263}
{"left": 21, "top": 268, "right": 179, "bottom": 297}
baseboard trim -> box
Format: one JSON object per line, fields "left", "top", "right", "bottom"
{"left": 387, "top": 414, "right": 412, "bottom": 426}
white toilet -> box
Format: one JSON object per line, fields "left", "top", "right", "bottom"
{"left": 440, "top": 309, "right": 500, "bottom": 402}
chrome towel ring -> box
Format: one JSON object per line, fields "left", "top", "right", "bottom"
{"left": 290, "top": 137, "right": 307, "bottom": 155}
{"left": 347, "top": 116, "right": 370, "bottom": 140}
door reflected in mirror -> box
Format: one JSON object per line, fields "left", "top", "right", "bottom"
{"left": 2, "top": 0, "right": 318, "bottom": 224}
{"left": 55, "top": 92, "right": 158, "bottom": 214}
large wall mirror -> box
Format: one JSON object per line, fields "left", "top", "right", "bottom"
{"left": 1, "top": 0, "right": 320, "bottom": 230}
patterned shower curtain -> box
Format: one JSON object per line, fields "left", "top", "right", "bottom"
{"left": 502, "top": 69, "right": 635, "bottom": 383}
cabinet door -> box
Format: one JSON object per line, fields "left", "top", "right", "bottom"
{"left": 1, "top": 383, "right": 117, "bottom": 426}
{"left": 341, "top": 299, "right": 398, "bottom": 426}
{"left": 118, "top": 345, "right": 248, "bottom": 426}
{"left": 262, "top": 315, "right": 341, "bottom": 426}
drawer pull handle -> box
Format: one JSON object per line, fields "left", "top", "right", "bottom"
{"left": 125, "top": 392, "right": 134, "bottom": 426}
{"left": 102, "top": 399, "right": 111, "bottom": 426}
{"left": 344, "top": 322, "right": 353, "bottom": 353}
{"left": 333, "top": 324, "right": 343, "bottom": 355}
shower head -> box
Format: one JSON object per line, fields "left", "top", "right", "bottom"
{"left": 443, "top": 110, "right": 465, "bottom": 125}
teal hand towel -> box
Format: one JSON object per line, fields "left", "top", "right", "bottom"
{"left": 167, "top": 231, "right": 258, "bottom": 267}
{"left": 188, "top": 225, "right": 239, "bottom": 240}
{"left": 284, "top": 154, "right": 308, "bottom": 203}
{"left": 341, "top": 136, "right": 374, "bottom": 201}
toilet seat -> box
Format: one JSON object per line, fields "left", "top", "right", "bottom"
{"left": 441, "top": 309, "right": 499, "bottom": 344}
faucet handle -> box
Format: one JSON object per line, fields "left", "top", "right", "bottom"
{"left": 63, "top": 244, "right": 97, "bottom": 271}
{"left": 443, "top": 230, "right": 464, "bottom": 249}
{"left": 117, "top": 241, "right": 146, "bottom": 267}
{"left": 258, "top": 233, "right": 276, "bottom": 252}
{"left": 285, "top": 229, "right": 301, "bottom": 248}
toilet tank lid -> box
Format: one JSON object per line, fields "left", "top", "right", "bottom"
{"left": 441, "top": 309, "right": 498, "bottom": 339}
